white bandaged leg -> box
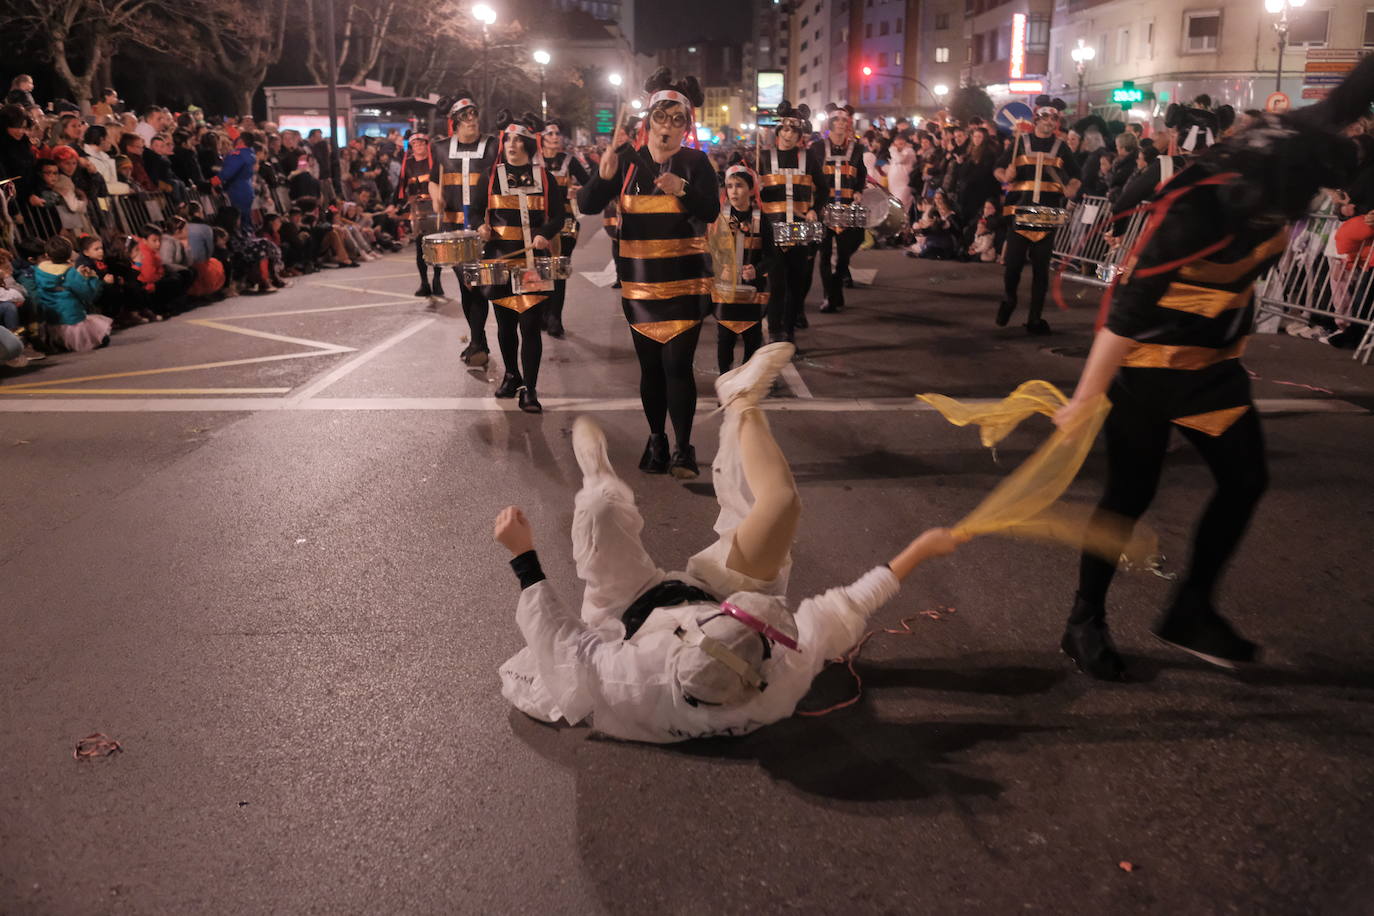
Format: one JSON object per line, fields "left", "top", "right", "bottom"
{"left": 572, "top": 476, "right": 665, "bottom": 631}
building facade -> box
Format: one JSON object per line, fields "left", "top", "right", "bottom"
{"left": 962, "top": 0, "right": 1054, "bottom": 105}
{"left": 552, "top": 0, "right": 635, "bottom": 53}
{"left": 1046, "top": 0, "right": 1373, "bottom": 121}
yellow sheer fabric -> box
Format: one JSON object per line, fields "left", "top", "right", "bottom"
{"left": 919, "top": 381, "right": 1157, "bottom": 563}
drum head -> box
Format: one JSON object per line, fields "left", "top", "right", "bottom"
{"left": 859, "top": 188, "right": 890, "bottom": 228}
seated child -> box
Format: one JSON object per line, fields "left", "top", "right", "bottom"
{"left": 22, "top": 236, "right": 112, "bottom": 352}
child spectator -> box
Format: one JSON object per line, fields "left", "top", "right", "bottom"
{"left": 968, "top": 198, "right": 1005, "bottom": 263}
{"left": 133, "top": 223, "right": 187, "bottom": 315}
{"left": 75, "top": 234, "right": 153, "bottom": 326}
{"left": 22, "top": 236, "right": 112, "bottom": 352}
{"left": 0, "top": 249, "right": 46, "bottom": 362}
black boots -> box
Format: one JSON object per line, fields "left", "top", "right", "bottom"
{"left": 995, "top": 301, "right": 1015, "bottom": 327}
{"left": 415, "top": 280, "right": 432, "bottom": 297}
{"left": 1153, "top": 587, "right": 1259, "bottom": 670}
{"left": 431, "top": 270, "right": 444, "bottom": 297}
{"left": 494, "top": 372, "right": 523, "bottom": 399}
{"left": 669, "top": 445, "right": 699, "bottom": 480}
{"left": 518, "top": 387, "right": 542, "bottom": 413}
{"left": 1061, "top": 594, "right": 1126, "bottom": 681}
{"left": 638, "top": 434, "right": 670, "bottom": 474}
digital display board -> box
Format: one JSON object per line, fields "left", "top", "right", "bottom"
{"left": 593, "top": 102, "right": 616, "bottom": 137}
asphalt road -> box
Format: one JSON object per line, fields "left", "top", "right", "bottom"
{"left": 3, "top": 224, "right": 1373, "bottom": 915}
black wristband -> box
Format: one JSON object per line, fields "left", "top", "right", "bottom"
{"left": 510, "top": 550, "right": 546, "bottom": 590}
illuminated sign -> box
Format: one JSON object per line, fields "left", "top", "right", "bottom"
{"left": 1007, "top": 80, "right": 1045, "bottom": 93}
{"left": 756, "top": 70, "right": 784, "bottom": 112}
{"left": 1111, "top": 81, "right": 1145, "bottom": 103}
{"left": 1010, "top": 12, "right": 1027, "bottom": 79}
{"left": 593, "top": 101, "right": 616, "bottom": 136}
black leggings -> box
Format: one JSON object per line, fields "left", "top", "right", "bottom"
{"left": 545, "top": 236, "right": 577, "bottom": 327}
{"left": 1002, "top": 232, "right": 1054, "bottom": 323}
{"left": 455, "top": 276, "right": 489, "bottom": 350}
{"left": 415, "top": 241, "right": 440, "bottom": 287}
{"left": 1078, "top": 382, "right": 1269, "bottom": 610}
{"left": 767, "top": 246, "right": 814, "bottom": 338}
{"left": 716, "top": 321, "right": 763, "bottom": 373}
{"left": 494, "top": 302, "right": 545, "bottom": 389}
{"left": 819, "top": 227, "right": 862, "bottom": 306}
{"left": 631, "top": 322, "right": 703, "bottom": 449}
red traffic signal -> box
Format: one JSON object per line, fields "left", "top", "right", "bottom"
{"left": 861, "top": 65, "right": 873, "bottom": 77}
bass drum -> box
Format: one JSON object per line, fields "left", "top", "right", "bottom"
{"left": 861, "top": 187, "right": 909, "bottom": 236}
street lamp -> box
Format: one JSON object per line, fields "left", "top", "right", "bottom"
{"left": 1267, "top": 0, "right": 1307, "bottom": 93}
{"left": 1071, "top": 39, "right": 1096, "bottom": 117}
{"left": 472, "top": 4, "right": 497, "bottom": 118}
{"left": 608, "top": 72, "right": 623, "bottom": 113}
{"left": 933, "top": 84, "right": 949, "bottom": 99}
{"left": 533, "top": 49, "right": 551, "bottom": 120}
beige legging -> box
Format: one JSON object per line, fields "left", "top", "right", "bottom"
{"left": 725, "top": 407, "right": 801, "bottom": 582}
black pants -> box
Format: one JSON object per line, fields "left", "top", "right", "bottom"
{"left": 1002, "top": 231, "right": 1054, "bottom": 324}
{"left": 631, "top": 322, "right": 703, "bottom": 449}
{"left": 544, "top": 235, "right": 577, "bottom": 331}
{"left": 1078, "top": 376, "right": 1269, "bottom": 612}
{"left": 456, "top": 276, "right": 489, "bottom": 351}
{"left": 415, "top": 241, "right": 441, "bottom": 289}
{"left": 767, "top": 246, "right": 814, "bottom": 339}
{"left": 819, "top": 227, "right": 862, "bottom": 307}
{"left": 493, "top": 302, "right": 544, "bottom": 389}
{"left": 716, "top": 321, "right": 763, "bottom": 373}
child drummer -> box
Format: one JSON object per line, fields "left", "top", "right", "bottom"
{"left": 712, "top": 162, "right": 777, "bottom": 374}
{"left": 469, "top": 111, "right": 568, "bottom": 414}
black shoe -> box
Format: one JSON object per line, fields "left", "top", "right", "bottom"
{"left": 638, "top": 434, "right": 670, "bottom": 474}
{"left": 415, "top": 282, "right": 432, "bottom": 298}
{"left": 794, "top": 312, "right": 809, "bottom": 329}
{"left": 432, "top": 274, "right": 445, "bottom": 297}
{"left": 819, "top": 300, "right": 840, "bottom": 314}
{"left": 518, "top": 387, "right": 543, "bottom": 413}
{"left": 843, "top": 277, "right": 855, "bottom": 288}
{"left": 494, "top": 372, "right": 523, "bottom": 398}
{"left": 1027, "top": 318, "right": 1052, "bottom": 336}
{"left": 611, "top": 280, "right": 622, "bottom": 289}
{"left": 669, "top": 445, "right": 699, "bottom": 480}
{"left": 546, "top": 319, "right": 565, "bottom": 338}
{"left": 1061, "top": 596, "right": 1126, "bottom": 681}
{"left": 995, "top": 300, "right": 1015, "bottom": 327}
{"left": 461, "top": 343, "right": 490, "bottom": 367}
{"left": 1153, "top": 595, "right": 1259, "bottom": 670}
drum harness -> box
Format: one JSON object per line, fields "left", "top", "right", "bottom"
{"left": 764, "top": 149, "right": 806, "bottom": 224}
{"left": 824, "top": 140, "right": 857, "bottom": 207}
{"left": 1017, "top": 132, "right": 1063, "bottom": 205}
{"left": 495, "top": 162, "right": 544, "bottom": 271}
{"left": 450, "top": 135, "right": 490, "bottom": 226}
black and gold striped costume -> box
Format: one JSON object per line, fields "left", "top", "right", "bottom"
{"left": 808, "top": 137, "right": 866, "bottom": 310}
{"left": 1078, "top": 164, "right": 1277, "bottom": 629}
{"left": 544, "top": 151, "right": 592, "bottom": 334}
{"left": 396, "top": 150, "right": 441, "bottom": 290}
{"left": 995, "top": 132, "right": 1069, "bottom": 329}
{"left": 758, "top": 147, "right": 825, "bottom": 338}
{"left": 436, "top": 133, "right": 497, "bottom": 355}
{"left": 712, "top": 206, "right": 775, "bottom": 372}
{"left": 469, "top": 162, "right": 567, "bottom": 312}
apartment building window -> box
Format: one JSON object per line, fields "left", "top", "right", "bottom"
{"left": 972, "top": 33, "right": 985, "bottom": 64}
{"left": 1184, "top": 10, "right": 1220, "bottom": 52}
{"left": 801, "top": 41, "right": 809, "bottom": 51}
{"left": 935, "top": 46, "right": 950, "bottom": 63}
{"left": 935, "top": 12, "right": 950, "bottom": 29}
{"left": 814, "top": 80, "right": 821, "bottom": 92}
{"left": 800, "top": 88, "right": 809, "bottom": 99}
{"left": 1117, "top": 28, "right": 1130, "bottom": 62}
{"left": 1288, "top": 8, "right": 1330, "bottom": 46}
{"left": 802, "top": 14, "right": 809, "bottom": 26}
{"left": 1365, "top": 10, "right": 1374, "bottom": 46}
{"left": 897, "top": 17, "right": 903, "bottom": 31}
{"left": 801, "top": 63, "right": 809, "bottom": 74}
{"left": 866, "top": 22, "right": 874, "bottom": 36}
{"left": 815, "top": 29, "right": 821, "bottom": 39}
{"left": 879, "top": 52, "right": 889, "bottom": 66}
{"left": 1142, "top": 19, "right": 1155, "bottom": 58}
{"left": 989, "top": 27, "right": 1000, "bottom": 61}
{"left": 1027, "top": 14, "right": 1050, "bottom": 52}
{"left": 895, "top": 51, "right": 903, "bottom": 65}
{"left": 880, "top": 20, "right": 890, "bottom": 35}
{"left": 814, "top": 55, "right": 821, "bottom": 66}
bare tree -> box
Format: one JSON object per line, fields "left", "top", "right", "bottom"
{"left": 190, "top": 0, "right": 291, "bottom": 115}
{"left": 4, "top": 0, "right": 189, "bottom": 105}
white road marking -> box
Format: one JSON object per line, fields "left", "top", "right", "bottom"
{"left": 306, "top": 281, "right": 419, "bottom": 300}
{"left": 780, "top": 363, "right": 814, "bottom": 399}
{"left": 286, "top": 318, "right": 436, "bottom": 404}
{"left": 0, "top": 396, "right": 1364, "bottom": 415}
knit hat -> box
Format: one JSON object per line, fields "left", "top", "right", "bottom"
{"left": 52, "top": 145, "right": 79, "bottom": 162}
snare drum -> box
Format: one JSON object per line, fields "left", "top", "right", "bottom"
{"left": 534, "top": 255, "right": 572, "bottom": 280}
{"left": 822, "top": 202, "right": 869, "bottom": 229}
{"left": 511, "top": 264, "right": 554, "bottom": 295}
{"left": 1012, "top": 205, "right": 1069, "bottom": 230}
{"left": 860, "top": 187, "right": 909, "bottom": 236}
{"left": 460, "top": 259, "right": 513, "bottom": 288}
{"left": 410, "top": 213, "right": 440, "bottom": 239}
{"left": 771, "top": 220, "right": 826, "bottom": 248}
{"left": 421, "top": 230, "right": 482, "bottom": 267}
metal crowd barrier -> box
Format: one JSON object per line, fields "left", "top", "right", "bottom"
{"left": 1051, "top": 195, "right": 1149, "bottom": 288}
{"left": 1255, "top": 213, "right": 1374, "bottom": 364}
{"left": 4, "top": 188, "right": 232, "bottom": 255}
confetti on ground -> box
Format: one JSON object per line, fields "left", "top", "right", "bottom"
{"left": 1118, "top": 861, "right": 1135, "bottom": 873}
{"left": 74, "top": 733, "right": 121, "bottom": 760}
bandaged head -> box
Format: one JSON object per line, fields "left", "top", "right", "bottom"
{"left": 672, "top": 593, "right": 799, "bottom": 707}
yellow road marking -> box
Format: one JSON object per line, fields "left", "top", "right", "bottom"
{"left": 4, "top": 388, "right": 292, "bottom": 395}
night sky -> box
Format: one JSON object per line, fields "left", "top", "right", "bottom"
{"left": 635, "top": 0, "right": 754, "bottom": 52}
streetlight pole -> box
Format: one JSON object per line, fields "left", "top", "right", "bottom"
{"left": 1267, "top": 0, "right": 1306, "bottom": 94}
{"left": 608, "top": 72, "right": 623, "bottom": 121}
{"left": 862, "top": 68, "right": 949, "bottom": 110}
{"left": 473, "top": 4, "right": 497, "bottom": 119}
{"left": 1071, "top": 39, "right": 1096, "bottom": 118}
{"left": 533, "top": 49, "right": 551, "bottom": 120}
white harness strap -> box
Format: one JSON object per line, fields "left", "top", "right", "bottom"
{"left": 825, "top": 140, "right": 855, "bottom": 203}
{"left": 451, "top": 135, "right": 489, "bottom": 208}
{"left": 497, "top": 162, "right": 544, "bottom": 268}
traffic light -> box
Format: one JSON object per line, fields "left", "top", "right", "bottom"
{"left": 861, "top": 65, "right": 873, "bottom": 77}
